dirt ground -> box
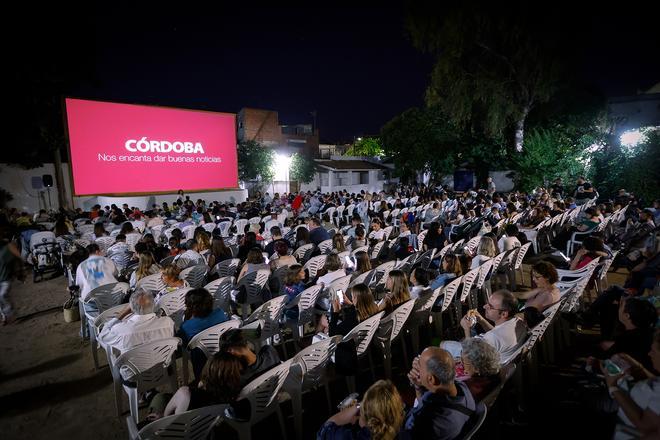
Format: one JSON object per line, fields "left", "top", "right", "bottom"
{"left": 0, "top": 273, "right": 127, "bottom": 440}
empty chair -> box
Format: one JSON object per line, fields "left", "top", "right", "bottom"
{"left": 236, "top": 269, "right": 271, "bottom": 320}
{"left": 179, "top": 264, "right": 208, "bottom": 289}
{"left": 376, "top": 299, "right": 416, "bottom": 378}
{"left": 244, "top": 295, "right": 288, "bottom": 344}
{"left": 126, "top": 404, "right": 227, "bottom": 440}
{"left": 342, "top": 311, "right": 385, "bottom": 393}
{"left": 233, "top": 219, "right": 249, "bottom": 235}
{"left": 213, "top": 258, "right": 241, "bottom": 278}
{"left": 111, "top": 337, "right": 181, "bottom": 422}
{"left": 223, "top": 359, "right": 293, "bottom": 440}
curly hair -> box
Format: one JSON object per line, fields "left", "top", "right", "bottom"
{"left": 361, "top": 380, "right": 404, "bottom": 440}
{"left": 460, "top": 337, "right": 501, "bottom": 376}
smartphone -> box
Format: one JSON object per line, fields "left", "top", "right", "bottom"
{"left": 603, "top": 359, "right": 623, "bottom": 376}
{"left": 336, "top": 289, "right": 344, "bottom": 304}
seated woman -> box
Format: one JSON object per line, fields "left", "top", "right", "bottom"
{"left": 430, "top": 253, "right": 463, "bottom": 291}
{"left": 333, "top": 233, "right": 346, "bottom": 253}
{"left": 351, "top": 225, "right": 367, "bottom": 249}
{"left": 93, "top": 223, "right": 108, "bottom": 240}
{"left": 422, "top": 222, "right": 444, "bottom": 252}
{"left": 378, "top": 270, "right": 411, "bottom": 315}
{"left": 207, "top": 233, "right": 233, "bottom": 269}
{"left": 157, "top": 265, "right": 189, "bottom": 301}
{"left": 330, "top": 283, "right": 379, "bottom": 336}
{"left": 515, "top": 261, "right": 560, "bottom": 312}
{"left": 237, "top": 248, "right": 270, "bottom": 281}
{"left": 179, "top": 288, "right": 228, "bottom": 378}
{"left": 316, "top": 253, "right": 346, "bottom": 286}
{"left": 318, "top": 379, "right": 405, "bottom": 440}
{"left": 269, "top": 240, "right": 297, "bottom": 270}
{"left": 295, "top": 227, "right": 310, "bottom": 249}
{"left": 237, "top": 231, "right": 259, "bottom": 262}
{"left": 457, "top": 337, "right": 501, "bottom": 402}
{"left": 281, "top": 264, "right": 306, "bottom": 320}
{"left": 129, "top": 252, "right": 160, "bottom": 290}
{"left": 470, "top": 236, "right": 497, "bottom": 270}
{"left": 569, "top": 236, "right": 608, "bottom": 270}
{"left": 350, "top": 251, "right": 371, "bottom": 281}
{"left": 219, "top": 328, "right": 281, "bottom": 389}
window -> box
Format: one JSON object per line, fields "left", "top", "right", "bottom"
{"left": 359, "top": 171, "right": 369, "bottom": 184}
{"left": 336, "top": 172, "right": 350, "bottom": 186}
{"left": 319, "top": 172, "right": 329, "bottom": 187}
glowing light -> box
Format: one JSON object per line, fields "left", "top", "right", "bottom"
{"left": 619, "top": 129, "right": 646, "bottom": 148}
{"left": 273, "top": 153, "right": 292, "bottom": 181}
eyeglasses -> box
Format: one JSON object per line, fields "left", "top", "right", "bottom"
{"left": 484, "top": 301, "right": 505, "bottom": 312}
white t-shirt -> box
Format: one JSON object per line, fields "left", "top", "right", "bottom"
{"left": 98, "top": 313, "right": 174, "bottom": 355}
{"left": 75, "top": 255, "right": 119, "bottom": 300}
{"left": 614, "top": 378, "right": 660, "bottom": 440}
{"left": 498, "top": 235, "right": 521, "bottom": 252}
{"left": 316, "top": 269, "right": 347, "bottom": 286}
{"left": 478, "top": 317, "right": 528, "bottom": 364}
{"left": 368, "top": 229, "right": 385, "bottom": 241}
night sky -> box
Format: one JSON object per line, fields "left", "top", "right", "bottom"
{"left": 12, "top": 3, "right": 660, "bottom": 145}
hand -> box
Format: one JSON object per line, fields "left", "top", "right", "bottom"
{"left": 328, "top": 402, "right": 360, "bottom": 426}
{"left": 600, "top": 360, "right": 626, "bottom": 388}
{"left": 408, "top": 356, "right": 422, "bottom": 387}
{"left": 460, "top": 314, "right": 472, "bottom": 331}
{"left": 332, "top": 297, "right": 341, "bottom": 313}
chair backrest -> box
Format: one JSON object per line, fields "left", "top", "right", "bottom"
{"left": 416, "top": 248, "right": 436, "bottom": 270}
{"left": 85, "top": 282, "right": 130, "bottom": 313}
{"left": 234, "top": 359, "right": 293, "bottom": 421}
{"left": 296, "top": 284, "right": 324, "bottom": 324}
{"left": 463, "top": 236, "right": 482, "bottom": 255}
{"left": 371, "top": 241, "right": 386, "bottom": 260}
{"left": 179, "top": 264, "right": 208, "bottom": 288}
{"left": 317, "top": 239, "right": 333, "bottom": 254}
{"left": 598, "top": 252, "right": 618, "bottom": 282}
{"left": 95, "top": 236, "right": 116, "bottom": 255}
{"left": 291, "top": 335, "right": 341, "bottom": 383}
{"left": 380, "top": 299, "right": 416, "bottom": 341}
{"left": 441, "top": 276, "right": 463, "bottom": 312}
{"left": 342, "top": 311, "right": 385, "bottom": 357}
{"left": 218, "top": 221, "right": 232, "bottom": 237}
{"left": 125, "top": 233, "right": 142, "bottom": 252}
{"left": 327, "top": 275, "right": 352, "bottom": 297}
{"left": 512, "top": 242, "right": 531, "bottom": 270}
{"left": 350, "top": 245, "right": 369, "bottom": 257}
{"left": 458, "top": 402, "right": 487, "bottom": 440}
{"left": 460, "top": 267, "right": 481, "bottom": 302}
{"left": 523, "top": 301, "right": 562, "bottom": 353}
{"left": 136, "top": 273, "right": 167, "bottom": 295}
{"left": 93, "top": 303, "right": 128, "bottom": 334}
{"left": 293, "top": 243, "right": 315, "bottom": 264}
{"left": 202, "top": 222, "right": 216, "bottom": 234}
{"left": 234, "top": 219, "right": 249, "bottom": 235}
{"left": 349, "top": 268, "right": 377, "bottom": 288}
{"left": 187, "top": 320, "right": 242, "bottom": 358}
{"left": 372, "top": 260, "right": 397, "bottom": 288}
{"left": 114, "top": 337, "right": 181, "bottom": 383}
{"left": 132, "top": 404, "right": 226, "bottom": 440}
{"left": 157, "top": 287, "right": 193, "bottom": 317}
{"left": 245, "top": 295, "right": 288, "bottom": 341}
{"left": 304, "top": 255, "right": 327, "bottom": 280}
{"left": 213, "top": 258, "right": 240, "bottom": 278}
{"left": 475, "top": 259, "right": 494, "bottom": 289}
{"left": 204, "top": 276, "right": 235, "bottom": 313}
{"left": 237, "top": 269, "right": 270, "bottom": 304}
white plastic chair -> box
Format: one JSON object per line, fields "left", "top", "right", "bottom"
{"left": 509, "top": 242, "right": 531, "bottom": 290}
{"left": 371, "top": 241, "right": 386, "bottom": 260}
{"left": 112, "top": 337, "right": 181, "bottom": 422}
{"left": 293, "top": 243, "right": 315, "bottom": 264}
{"left": 244, "top": 295, "right": 288, "bottom": 344}
{"left": 218, "top": 221, "right": 232, "bottom": 237}
{"left": 126, "top": 404, "right": 226, "bottom": 440}
{"left": 157, "top": 287, "right": 193, "bottom": 324}
{"left": 179, "top": 264, "right": 208, "bottom": 288}
{"left": 349, "top": 268, "right": 377, "bottom": 288}
{"left": 224, "top": 359, "right": 293, "bottom": 440}
{"left": 182, "top": 319, "right": 242, "bottom": 382}
{"left": 350, "top": 245, "right": 369, "bottom": 257}
{"left": 317, "top": 239, "right": 333, "bottom": 254}
{"left": 95, "top": 236, "right": 116, "bottom": 255}
{"left": 212, "top": 258, "right": 240, "bottom": 278}
{"left": 234, "top": 219, "right": 249, "bottom": 235}
{"left": 342, "top": 311, "right": 385, "bottom": 393}
{"left": 285, "top": 284, "right": 323, "bottom": 340}
{"left": 136, "top": 273, "right": 166, "bottom": 296}
{"left": 459, "top": 267, "right": 481, "bottom": 303}
{"left": 89, "top": 303, "right": 127, "bottom": 369}
{"left": 204, "top": 276, "right": 235, "bottom": 314}
{"left": 377, "top": 299, "right": 416, "bottom": 378}
{"left": 236, "top": 269, "right": 271, "bottom": 320}
{"left": 285, "top": 336, "right": 341, "bottom": 440}
{"left": 303, "top": 255, "right": 327, "bottom": 280}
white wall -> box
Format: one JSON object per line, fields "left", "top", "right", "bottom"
{"left": 0, "top": 163, "right": 74, "bottom": 213}
{"left": 440, "top": 170, "right": 515, "bottom": 192}
{"left": 0, "top": 162, "right": 248, "bottom": 213}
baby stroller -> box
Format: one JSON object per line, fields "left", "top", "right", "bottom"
{"left": 28, "top": 231, "right": 63, "bottom": 282}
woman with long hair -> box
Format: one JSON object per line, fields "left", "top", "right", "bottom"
{"left": 130, "top": 252, "right": 160, "bottom": 289}
{"left": 208, "top": 235, "right": 233, "bottom": 269}
{"left": 430, "top": 253, "right": 463, "bottom": 290}
{"left": 333, "top": 233, "right": 346, "bottom": 252}
{"left": 329, "top": 283, "right": 378, "bottom": 336}
{"left": 237, "top": 247, "right": 269, "bottom": 281}
{"left": 379, "top": 270, "right": 411, "bottom": 315}
{"left": 470, "top": 236, "right": 497, "bottom": 269}
{"left": 281, "top": 264, "right": 306, "bottom": 320}
{"left": 350, "top": 250, "right": 372, "bottom": 281}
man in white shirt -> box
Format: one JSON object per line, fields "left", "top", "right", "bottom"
{"left": 98, "top": 290, "right": 174, "bottom": 355}
{"left": 75, "top": 243, "right": 118, "bottom": 301}
{"left": 459, "top": 290, "right": 528, "bottom": 364}
{"left": 174, "top": 240, "right": 206, "bottom": 268}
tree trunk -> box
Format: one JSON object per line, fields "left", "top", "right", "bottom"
{"left": 53, "top": 147, "right": 69, "bottom": 210}
{"left": 514, "top": 105, "right": 531, "bottom": 153}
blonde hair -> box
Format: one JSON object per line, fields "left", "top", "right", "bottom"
{"left": 196, "top": 231, "right": 211, "bottom": 252}
{"left": 476, "top": 236, "right": 496, "bottom": 258}
{"left": 352, "top": 284, "right": 378, "bottom": 321}
{"left": 361, "top": 380, "right": 404, "bottom": 440}
{"left": 136, "top": 252, "right": 158, "bottom": 280}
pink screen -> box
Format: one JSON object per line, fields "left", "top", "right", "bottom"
{"left": 65, "top": 98, "right": 238, "bottom": 195}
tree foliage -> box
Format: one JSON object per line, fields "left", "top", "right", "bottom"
{"left": 344, "top": 137, "right": 384, "bottom": 157}
{"left": 237, "top": 140, "right": 275, "bottom": 183}
{"left": 405, "top": 3, "right": 561, "bottom": 152}
{"left": 289, "top": 153, "right": 316, "bottom": 184}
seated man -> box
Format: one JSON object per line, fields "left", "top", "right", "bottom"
{"left": 75, "top": 243, "right": 118, "bottom": 302}
{"left": 98, "top": 290, "right": 174, "bottom": 355}
{"left": 453, "top": 290, "right": 528, "bottom": 365}
{"left": 405, "top": 347, "right": 477, "bottom": 438}
{"left": 308, "top": 217, "right": 330, "bottom": 246}
{"left": 174, "top": 239, "right": 206, "bottom": 268}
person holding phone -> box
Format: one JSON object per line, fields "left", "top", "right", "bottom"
{"left": 281, "top": 264, "right": 306, "bottom": 321}
{"left": 329, "top": 283, "right": 378, "bottom": 337}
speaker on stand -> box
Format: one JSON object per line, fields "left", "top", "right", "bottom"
{"left": 42, "top": 174, "right": 53, "bottom": 211}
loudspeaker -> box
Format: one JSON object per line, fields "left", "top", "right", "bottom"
{"left": 42, "top": 174, "right": 54, "bottom": 187}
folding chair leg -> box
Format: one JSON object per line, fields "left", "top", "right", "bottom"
{"left": 114, "top": 380, "right": 123, "bottom": 417}
{"left": 127, "top": 386, "right": 139, "bottom": 424}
